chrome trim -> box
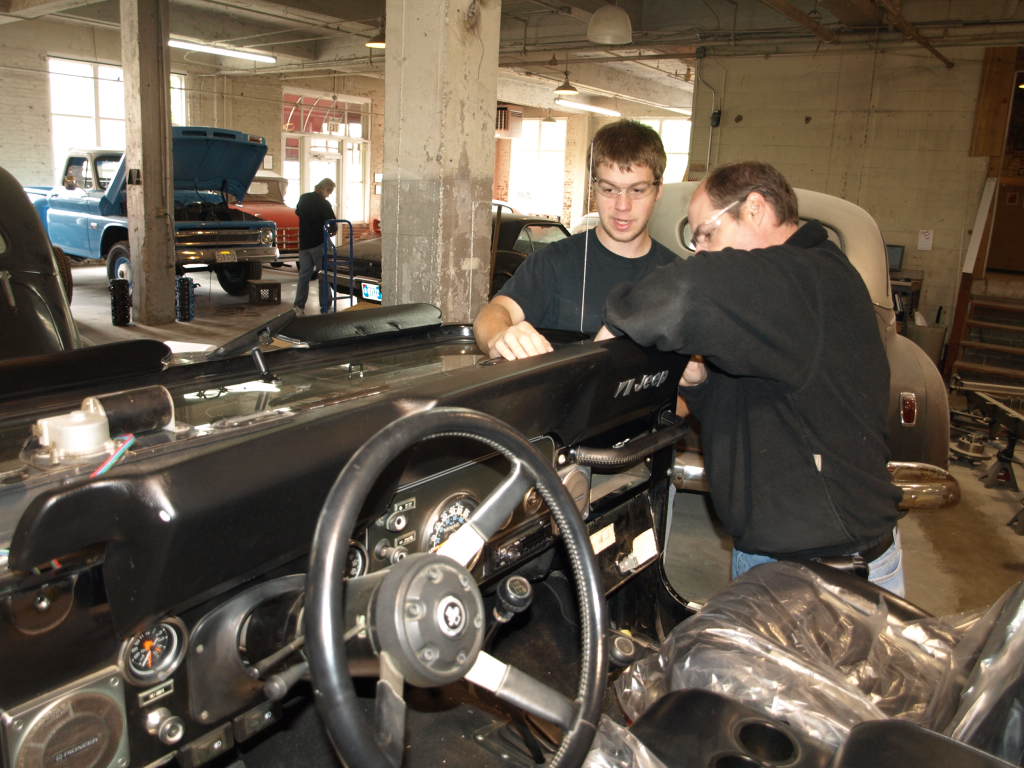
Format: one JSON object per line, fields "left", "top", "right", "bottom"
{"left": 672, "top": 450, "right": 707, "bottom": 492}
{"left": 888, "top": 461, "right": 960, "bottom": 509}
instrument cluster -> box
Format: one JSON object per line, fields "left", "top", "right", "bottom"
{"left": 350, "top": 437, "right": 558, "bottom": 583}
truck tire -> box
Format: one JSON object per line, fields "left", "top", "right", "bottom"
{"left": 214, "top": 262, "right": 260, "bottom": 296}
{"left": 52, "top": 245, "right": 73, "bottom": 303}
{"left": 106, "top": 241, "right": 132, "bottom": 283}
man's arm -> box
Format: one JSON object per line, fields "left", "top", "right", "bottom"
{"left": 474, "top": 295, "right": 554, "bottom": 360}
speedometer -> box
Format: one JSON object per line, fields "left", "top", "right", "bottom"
{"left": 426, "top": 493, "right": 478, "bottom": 550}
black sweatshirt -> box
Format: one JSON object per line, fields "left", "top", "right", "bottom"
{"left": 604, "top": 222, "right": 902, "bottom": 558}
{"left": 295, "top": 192, "right": 337, "bottom": 251}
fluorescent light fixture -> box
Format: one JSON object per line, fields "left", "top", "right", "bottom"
{"left": 169, "top": 39, "right": 276, "bottom": 64}
{"left": 554, "top": 98, "right": 621, "bottom": 117}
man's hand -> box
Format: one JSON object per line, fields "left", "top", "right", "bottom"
{"left": 488, "top": 321, "right": 554, "bottom": 360}
{"left": 680, "top": 356, "right": 707, "bottom": 386}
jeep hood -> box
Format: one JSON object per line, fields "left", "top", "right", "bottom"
{"left": 100, "top": 127, "right": 268, "bottom": 214}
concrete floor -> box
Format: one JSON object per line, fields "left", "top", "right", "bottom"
{"left": 68, "top": 261, "right": 357, "bottom": 350}
{"left": 64, "top": 261, "right": 1024, "bottom": 618}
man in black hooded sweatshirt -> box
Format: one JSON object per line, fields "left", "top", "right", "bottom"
{"left": 597, "top": 161, "right": 905, "bottom": 594}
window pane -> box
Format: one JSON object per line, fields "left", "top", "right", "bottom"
{"left": 49, "top": 58, "right": 95, "bottom": 118}
{"left": 95, "top": 156, "right": 120, "bottom": 189}
{"left": 52, "top": 116, "right": 96, "bottom": 176}
{"left": 526, "top": 224, "right": 568, "bottom": 246}
{"left": 170, "top": 74, "right": 187, "bottom": 126}
{"left": 283, "top": 159, "right": 301, "bottom": 208}
{"left": 99, "top": 119, "right": 125, "bottom": 150}
{"left": 660, "top": 120, "right": 691, "bottom": 152}
{"left": 539, "top": 119, "right": 566, "bottom": 151}
{"left": 664, "top": 154, "right": 688, "bottom": 184}
{"left": 97, "top": 65, "right": 124, "bottom": 119}
{"left": 509, "top": 119, "right": 565, "bottom": 217}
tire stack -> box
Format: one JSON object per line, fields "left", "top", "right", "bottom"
{"left": 110, "top": 279, "right": 131, "bottom": 326}
{"left": 175, "top": 276, "right": 196, "bottom": 322}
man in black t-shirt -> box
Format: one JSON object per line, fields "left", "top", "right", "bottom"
{"left": 473, "top": 120, "right": 677, "bottom": 360}
{"left": 294, "top": 178, "right": 337, "bottom": 313}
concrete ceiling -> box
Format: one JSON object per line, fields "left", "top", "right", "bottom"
{"left": 2, "top": 0, "right": 1023, "bottom": 112}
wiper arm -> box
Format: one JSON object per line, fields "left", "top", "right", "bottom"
{"left": 207, "top": 308, "right": 297, "bottom": 368}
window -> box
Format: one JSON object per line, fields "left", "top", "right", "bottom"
{"left": 638, "top": 118, "right": 691, "bottom": 183}
{"left": 49, "top": 57, "right": 187, "bottom": 183}
{"left": 282, "top": 92, "right": 370, "bottom": 222}
{"left": 508, "top": 119, "right": 567, "bottom": 218}
{"left": 511, "top": 224, "right": 568, "bottom": 255}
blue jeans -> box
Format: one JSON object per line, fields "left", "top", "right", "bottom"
{"left": 294, "top": 245, "right": 322, "bottom": 310}
{"left": 731, "top": 527, "right": 905, "bottom": 596}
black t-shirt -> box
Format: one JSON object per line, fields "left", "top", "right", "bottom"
{"left": 604, "top": 222, "right": 903, "bottom": 558}
{"left": 295, "top": 192, "right": 337, "bottom": 250}
{"left": 497, "top": 231, "right": 678, "bottom": 335}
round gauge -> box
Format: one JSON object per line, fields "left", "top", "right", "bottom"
{"left": 426, "top": 493, "right": 478, "bottom": 550}
{"left": 120, "top": 616, "right": 188, "bottom": 685}
{"left": 346, "top": 540, "right": 368, "bottom": 578}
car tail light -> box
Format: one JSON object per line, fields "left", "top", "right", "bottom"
{"left": 899, "top": 392, "right": 917, "bottom": 426}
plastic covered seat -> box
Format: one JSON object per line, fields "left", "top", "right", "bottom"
{"left": 613, "top": 561, "right": 1024, "bottom": 764}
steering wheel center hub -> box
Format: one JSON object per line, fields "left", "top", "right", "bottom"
{"left": 373, "top": 553, "right": 485, "bottom": 687}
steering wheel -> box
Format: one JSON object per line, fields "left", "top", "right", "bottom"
{"left": 306, "top": 407, "right": 608, "bottom": 768}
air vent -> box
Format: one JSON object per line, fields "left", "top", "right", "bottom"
{"left": 495, "top": 106, "right": 523, "bottom": 139}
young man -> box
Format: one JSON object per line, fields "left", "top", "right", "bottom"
{"left": 597, "top": 161, "right": 906, "bottom": 594}
{"left": 473, "top": 120, "right": 677, "bottom": 360}
{"left": 294, "top": 178, "right": 337, "bottom": 314}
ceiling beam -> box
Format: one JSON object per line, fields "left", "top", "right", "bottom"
{"left": 872, "top": 0, "right": 955, "bottom": 68}
{"left": 819, "top": 0, "right": 882, "bottom": 27}
{"left": 0, "top": 0, "right": 104, "bottom": 20}
{"left": 757, "top": 0, "right": 838, "bottom": 43}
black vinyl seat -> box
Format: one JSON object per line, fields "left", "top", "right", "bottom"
{"left": 616, "top": 561, "right": 1024, "bottom": 766}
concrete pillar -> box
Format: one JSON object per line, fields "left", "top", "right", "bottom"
{"left": 381, "top": 0, "right": 500, "bottom": 322}
{"left": 120, "top": 0, "right": 176, "bottom": 324}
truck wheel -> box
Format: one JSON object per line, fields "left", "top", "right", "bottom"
{"left": 106, "top": 242, "right": 132, "bottom": 283}
{"left": 214, "top": 263, "right": 258, "bottom": 296}
{"left": 52, "top": 245, "right": 73, "bottom": 303}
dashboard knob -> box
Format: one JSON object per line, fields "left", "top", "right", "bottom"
{"left": 145, "top": 707, "right": 185, "bottom": 745}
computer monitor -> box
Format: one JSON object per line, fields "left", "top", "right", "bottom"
{"left": 885, "top": 244, "right": 904, "bottom": 272}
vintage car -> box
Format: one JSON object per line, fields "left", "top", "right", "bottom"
{"left": 228, "top": 172, "right": 300, "bottom": 256}
{"left": 650, "top": 183, "right": 957, "bottom": 506}
{"left": 328, "top": 208, "right": 569, "bottom": 305}
{"left": 0, "top": 299, "right": 1018, "bottom": 768}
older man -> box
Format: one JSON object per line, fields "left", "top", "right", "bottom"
{"left": 598, "top": 161, "right": 905, "bottom": 593}
{"left": 294, "top": 178, "right": 336, "bottom": 314}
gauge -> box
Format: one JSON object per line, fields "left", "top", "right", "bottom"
{"left": 427, "top": 493, "right": 478, "bottom": 550}
{"left": 120, "top": 616, "right": 188, "bottom": 685}
{"left": 346, "top": 540, "right": 368, "bottom": 578}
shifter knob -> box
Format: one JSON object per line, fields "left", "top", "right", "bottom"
{"left": 494, "top": 575, "right": 533, "bottom": 622}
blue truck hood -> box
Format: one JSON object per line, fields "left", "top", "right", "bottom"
{"left": 101, "top": 127, "right": 267, "bottom": 215}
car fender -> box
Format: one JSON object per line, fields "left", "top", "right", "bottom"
{"left": 886, "top": 329, "right": 950, "bottom": 469}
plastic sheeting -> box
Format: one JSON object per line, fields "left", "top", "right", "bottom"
{"left": 947, "top": 582, "right": 1024, "bottom": 764}
{"left": 583, "top": 716, "right": 668, "bottom": 768}
{"left": 614, "top": 562, "right": 985, "bottom": 749}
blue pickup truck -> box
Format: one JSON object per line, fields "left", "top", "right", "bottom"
{"left": 25, "top": 126, "right": 279, "bottom": 296}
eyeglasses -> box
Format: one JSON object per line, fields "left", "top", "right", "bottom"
{"left": 689, "top": 198, "right": 742, "bottom": 250}
{"left": 592, "top": 178, "right": 660, "bottom": 200}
